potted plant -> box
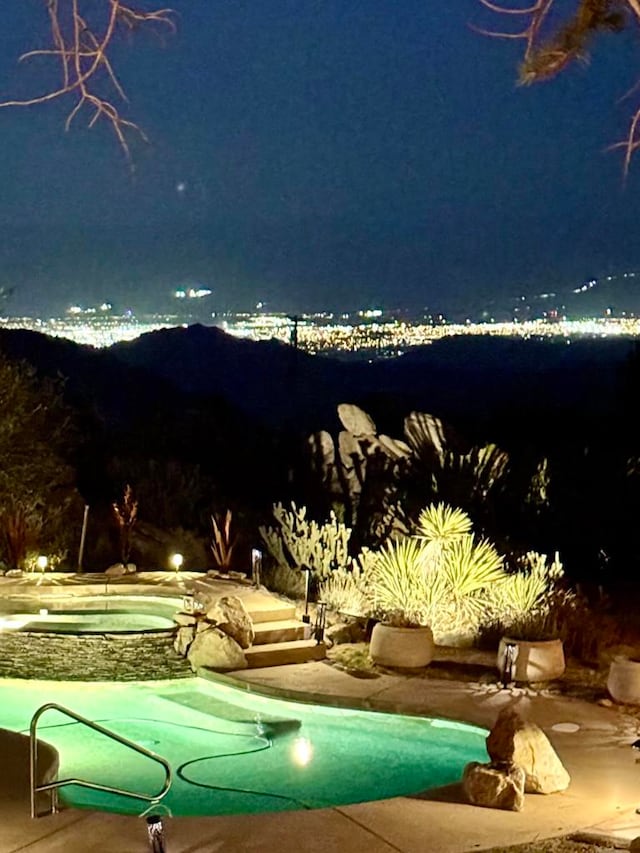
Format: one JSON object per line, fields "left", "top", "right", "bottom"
{"left": 492, "top": 552, "right": 569, "bottom": 683}
{"left": 365, "top": 538, "right": 436, "bottom": 668}
{"left": 607, "top": 655, "right": 640, "bottom": 705}
{"left": 496, "top": 613, "right": 566, "bottom": 684}
{"left": 366, "top": 504, "right": 507, "bottom": 665}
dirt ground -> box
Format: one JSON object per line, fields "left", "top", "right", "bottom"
{"left": 478, "top": 839, "right": 622, "bottom": 852}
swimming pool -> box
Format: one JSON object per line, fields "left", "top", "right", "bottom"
{"left": 0, "top": 676, "right": 488, "bottom": 816}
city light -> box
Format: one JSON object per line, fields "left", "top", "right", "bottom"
{"left": 3, "top": 310, "right": 640, "bottom": 355}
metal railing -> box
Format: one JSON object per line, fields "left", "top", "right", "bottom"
{"left": 29, "top": 702, "right": 172, "bottom": 818}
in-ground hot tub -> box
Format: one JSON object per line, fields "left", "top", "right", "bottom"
{"left": 0, "top": 594, "right": 189, "bottom": 681}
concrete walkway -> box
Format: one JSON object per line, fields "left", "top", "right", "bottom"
{"left": 2, "top": 660, "right": 640, "bottom": 853}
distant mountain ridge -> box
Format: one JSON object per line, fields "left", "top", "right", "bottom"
{"left": 0, "top": 324, "right": 635, "bottom": 443}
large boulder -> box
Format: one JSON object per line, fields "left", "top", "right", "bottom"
{"left": 174, "top": 626, "right": 195, "bottom": 656}
{"left": 187, "top": 626, "right": 247, "bottom": 671}
{"left": 205, "top": 596, "right": 254, "bottom": 649}
{"left": 486, "top": 708, "right": 570, "bottom": 794}
{"left": 462, "top": 761, "right": 525, "bottom": 811}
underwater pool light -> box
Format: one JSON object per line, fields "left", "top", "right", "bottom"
{"left": 292, "top": 736, "right": 313, "bottom": 767}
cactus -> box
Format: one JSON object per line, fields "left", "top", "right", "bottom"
{"left": 259, "top": 501, "right": 352, "bottom": 580}
{"left": 307, "top": 403, "right": 548, "bottom": 549}
{"left": 307, "top": 403, "right": 410, "bottom": 544}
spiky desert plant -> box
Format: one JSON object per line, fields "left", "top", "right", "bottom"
{"left": 438, "top": 535, "right": 505, "bottom": 599}
{"left": 416, "top": 503, "right": 473, "bottom": 543}
{"left": 364, "top": 538, "right": 443, "bottom": 627}
{"left": 486, "top": 551, "right": 570, "bottom": 640}
{"left": 210, "top": 509, "right": 237, "bottom": 571}
{"left": 112, "top": 483, "right": 138, "bottom": 564}
{"left": 416, "top": 502, "right": 472, "bottom": 567}
{"left": 319, "top": 564, "right": 369, "bottom": 617}
{"left": 432, "top": 534, "right": 505, "bottom": 635}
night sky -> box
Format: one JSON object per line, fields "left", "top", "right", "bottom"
{"left": 1, "top": 1, "right": 639, "bottom": 316}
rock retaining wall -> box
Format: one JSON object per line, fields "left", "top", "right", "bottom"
{"left": 0, "top": 630, "right": 191, "bottom": 681}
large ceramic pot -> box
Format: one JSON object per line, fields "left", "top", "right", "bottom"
{"left": 496, "top": 636, "right": 565, "bottom": 683}
{"left": 369, "top": 623, "right": 434, "bottom": 668}
{"left": 607, "top": 656, "right": 640, "bottom": 705}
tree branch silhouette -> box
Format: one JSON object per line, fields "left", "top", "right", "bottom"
{"left": 0, "top": 0, "right": 175, "bottom": 164}
{"left": 475, "top": 0, "right": 640, "bottom": 174}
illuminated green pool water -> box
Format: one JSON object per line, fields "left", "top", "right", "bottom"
{"left": 0, "top": 676, "right": 487, "bottom": 816}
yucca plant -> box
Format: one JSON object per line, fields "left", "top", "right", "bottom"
{"left": 364, "top": 538, "right": 443, "bottom": 627}
{"left": 415, "top": 503, "right": 473, "bottom": 570}
{"left": 486, "top": 551, "right": 569, "bottom": 641}
{"left": 438, "top": 535, "right": 504, "bottom": 599}
{"left": 416, "top": 503, "right": 472, "bottom": 544}
{"left": 433, "top": 534, "right": 505, "bottom": 635}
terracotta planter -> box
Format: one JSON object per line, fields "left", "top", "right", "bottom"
{"left": 369, "top": 623, "right": 434, "bottom": 668}
{"left": 497, "top": 636, "right": 565, "bottom": 683}
{"left": 607, "top": 656, "right": 640, "bottom": 705}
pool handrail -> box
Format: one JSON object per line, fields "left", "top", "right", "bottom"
{"left": 29, "top": 702, "right": 172, "bottom": 818}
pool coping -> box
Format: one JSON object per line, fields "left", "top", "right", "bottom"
{"left": 197, "top": 666, "right": 488, "bottom": 730}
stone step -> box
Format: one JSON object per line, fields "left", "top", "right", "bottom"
{"left": 245, "top": 639, "right": 327, "bottom": 668}
{"left": 252, "top": 619, "right": 307, "bottom": 645}
{"left": 239, "top": 592, "right": 297, "bottom": 624}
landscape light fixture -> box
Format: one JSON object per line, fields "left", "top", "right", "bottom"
{"left": 501, "top": 641, "right": 518, "bottom": 688}
{"left": 633, "top": 740, "right": 640, "bottom": 814}
{"left": 251, "top": 548, "right": 262, "bottom": 587}
{"left": 146, "top": 815, "right": 166, "bottom": 853}
{"left": 302, "top": 567, "right": 311, "bottom": 624}
{"left": 36, "top": 555, "right": 48, "bottom": 585}
{"left": 170, "top": 553, "right": 184, "bottom": 574}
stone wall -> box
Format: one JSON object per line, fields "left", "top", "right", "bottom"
{"left": 0, "top": 630, "right": 191, "bottom": 681}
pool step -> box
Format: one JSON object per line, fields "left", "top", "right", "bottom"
{"left": 252, "top": 619, "right": 306, "bottom": 645}
{"left": 245, "top": 639, "right": 327, "bottom": 668}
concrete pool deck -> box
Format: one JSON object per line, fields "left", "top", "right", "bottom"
{"left": 2, "top": 661, "right": 640, "bottom": 853}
